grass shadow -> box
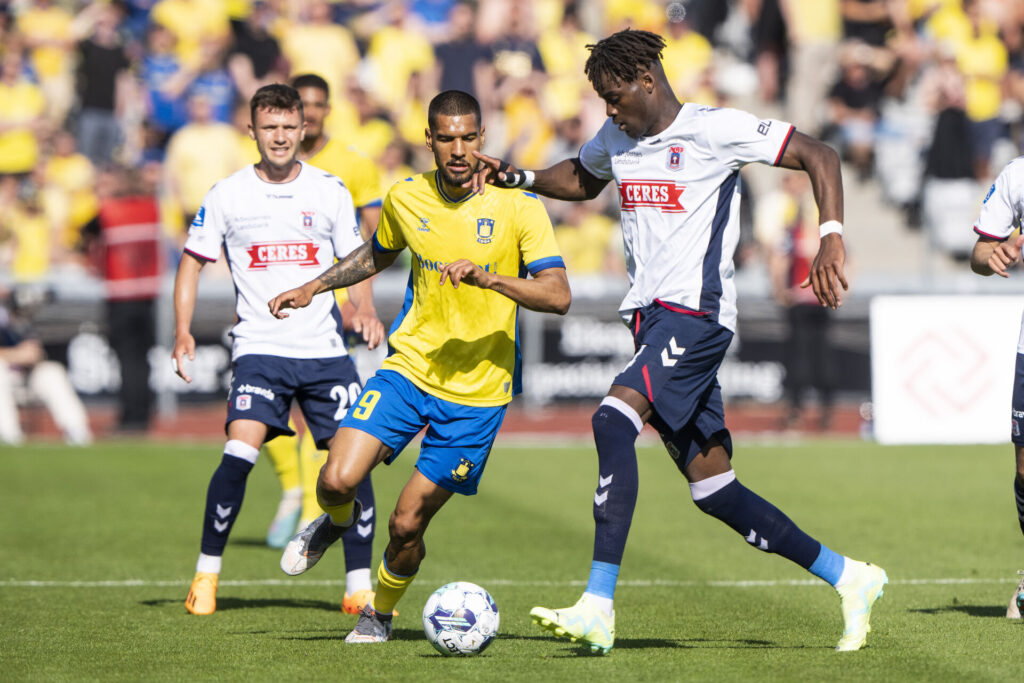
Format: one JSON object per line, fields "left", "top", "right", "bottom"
{"left": 909, "top": 604, "right": 1007, "bottom": 618}
{"left": 140, "top": 597, "right": 339, "bottom": 612}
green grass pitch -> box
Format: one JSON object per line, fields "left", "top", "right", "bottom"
{"left": 1, "top": 436, "right": 1022, "bottom": 681}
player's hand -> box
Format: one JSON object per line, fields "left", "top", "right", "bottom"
{"left": 468, "top": 151, "right": 529, "bottom": 195}
{"left": 801, "top": 233, "right": 848, "bottom": 309}
{"left": 268, "top": 282, "right": 316, "bottom": 318}
{"left": 172, "top": 332, "right": 196, "bottom": 383}
{"left": 987, "top": 235, "right": 1024, "bottom": 278}
{"left": 439, "top": 259, "right": 495, "bottom": 290}
{"left": 350, "top": 304, "right": 385, "bottom": 350}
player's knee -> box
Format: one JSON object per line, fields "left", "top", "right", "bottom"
{"left": 387, "top": 508, "right": 425, "bottom": 550}
{"left": 591, "top": 402, "right": 641, "bottom": 443}
{"left": 319, "top": 463, "right": 360, "bottom": 498}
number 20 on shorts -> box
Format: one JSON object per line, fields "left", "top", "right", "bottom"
{"left": 351, "top": 390, "right": 380, "bottom": 420}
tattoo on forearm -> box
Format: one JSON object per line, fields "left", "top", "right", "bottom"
{"left": 316, "top": 241, "right": 377, "bottom": 291}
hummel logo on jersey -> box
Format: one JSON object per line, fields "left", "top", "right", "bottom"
{"left": 619, "top": 181, "right": 686, "bottom": 213}
{"left": 247, "top": 241, "right": 320, "bottom": 269}
{"left": 417, "top": 217, "right": 430, "bottom": 231}
{"left": 661, "top": 337, "right": 686, "bottom": 366}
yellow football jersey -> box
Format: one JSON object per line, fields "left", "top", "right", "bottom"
{"left": 374, "top": 171, "right": 564, "bottom": 407}
{"left": 308, "top": 138, "right": 382, "bottom": 212}
{"left": 306, "top": 138, "right": 382, "bottom": 310}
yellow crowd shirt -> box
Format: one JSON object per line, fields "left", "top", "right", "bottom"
{"left": 0, "top": 80, "right": 45, "bottom": 174}
{"left": 374, "top": 172, "right": 564, "bottom": 406}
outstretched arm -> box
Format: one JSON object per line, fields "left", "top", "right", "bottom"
{"left": 438, "top": 260, "right": 571, "bottom": 315}
{"left": 778, "top": 132, "right": 847, "bottom": 309}
{"left": 268, "top": 240, "right": 400, "bottom": 318}
{"left": 469, "top": 152, "right": 609, "bottom": 201}
{"left": 972, "top": 234, "right": 1024, "bottom": 277}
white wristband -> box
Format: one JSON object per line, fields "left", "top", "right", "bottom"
{"left": 522, "top": 170, "right": 535, "bottom": 189}
{"left": 819, "top": 220, "right": 843, "bottom": 238}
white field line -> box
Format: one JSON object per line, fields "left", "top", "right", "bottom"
{"left": 0, "top": 577, "right": 1015, "bottom": 589}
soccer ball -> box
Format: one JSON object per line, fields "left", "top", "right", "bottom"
{"left": 422, "top": 581, "right": 499, "bottom": 656}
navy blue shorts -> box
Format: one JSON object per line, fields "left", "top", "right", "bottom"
{"left": 615, "top": 301, "right": 735, "bottom": 468}
{"left": 338, "top": 369, "right": 507, "bottom": 495}
{"left": 1011, "top": 353, "right": 1024, "bottom": 445}
{"left": 226, "top": 354, "right": 363, "bottom": 449}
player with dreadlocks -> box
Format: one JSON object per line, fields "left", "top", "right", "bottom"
{"left": 471, "top": 29, "right": 887, "bottom": 654}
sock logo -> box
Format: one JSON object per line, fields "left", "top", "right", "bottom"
{"left": 661, "top": 337, "right": 686, "bottom": 367}
{"left": 594, "top": 474, "right": 613, "bottom": 506}
{"left": 745, "top": 529, "right": 769, "bottom": 551}
{"left": 213, "top": 504, "right": 233, "bottom": 533}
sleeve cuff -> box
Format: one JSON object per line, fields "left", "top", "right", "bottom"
{"left": 372, "top": 232, "right": 403, "bottom": 253}
{"left": 526, "top": 256, "right": 565, "bottom": 275}
{"left": 183, "top": 248, "right": 216, "bottom": 263}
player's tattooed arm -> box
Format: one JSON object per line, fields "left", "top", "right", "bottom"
{"left": 268, "top": 241, "right": 400, "bottom": 318}
{"left": 316, "top": 241, "right": 380, "bottom": 291}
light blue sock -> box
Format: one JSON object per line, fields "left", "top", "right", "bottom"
{"left": 808, "top": 545, "right": 846, "bottom": 586}
{"left": 585, "top": 560, "right": 620, "bottom": 599}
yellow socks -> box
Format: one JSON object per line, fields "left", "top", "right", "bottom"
{"left": 371, "top": 561, "right": 415, "bottom": 616}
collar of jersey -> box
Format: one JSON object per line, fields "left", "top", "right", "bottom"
{"left": 434, "top": 170, "right": 478, "bottom": 204}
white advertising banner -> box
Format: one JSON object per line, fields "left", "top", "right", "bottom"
{"left": 871, "top": 295, "right": 1024, "bottom": 444}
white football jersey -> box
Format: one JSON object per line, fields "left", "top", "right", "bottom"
{"left": 974, "top": 155, "right": 1024, "bottom": 242}
{"left": 183, "top": 162, "right": 362, "bottom": 360}
{"left": 580, "top": 104, "right": 795, "bottom": 332}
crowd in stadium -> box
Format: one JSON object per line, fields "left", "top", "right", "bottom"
{"left": 0, "top": 0, "right": 1021, "bottom": 284}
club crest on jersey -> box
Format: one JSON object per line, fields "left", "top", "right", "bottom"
{"left": 667, "top": 145, "right": 684, "bottom": 171}
{"left": 301, "top": 210, "right": 315, "bottom": 228}
{"left": 236, "top": 394, "right": 251, "bottom": 411}
{"left": 476, "top": 218, "right": 494, "bottom": 244}
{"left": 451, "top": 457, "right": 476, "bottom": 483}
{"left": 247, "top": 241, "right": 320, "bottom": 269}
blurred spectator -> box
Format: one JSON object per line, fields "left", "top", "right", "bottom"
{"left": 433, "top": 1, "right": 491, "bottom": 100}
{"left": 781, "top": 0, "right": 842, "bottom": 137}
{"left": 751, "top": 0, "right": 787, "bottom": 103}
{"left": 80, "top": 166, "right": 162, "bottom": 433}
{"left": 553, "top": 202, "right": 620, "bottom": 275}
{"left": 0, "top": 183, "right": 57, "bottom": 283}
{"left": 0, "top": 50, "right": 46, "bottom": 178}
{"left": 946, "top": 0, "right": 1009, "bottom": 180}
{"left": 149, "top": 0, "right": 230, "bottom": 70}
{"left": 377, "top": 139, "right": 416, "bottom": 193}
{"left": 75, "top": 2, "right": 131, "bottom": 165}
{"left": 163, "top": 93, "right": 246, "bottom": 241}
{"left": 42, "top": 130, "right": 99, "bottom": 253}
{"left": 186, "top": 39, "right": 235, "bottom": 125}
{"left": 487, "top": 0, "right": 546, "bottom": 108}
{"left": 0, "top": 288, "right": 93, "bottom": 446}
{"left": 409, "top": 0, "right": 458, "bottom": 41}
{"left": 662, "top": 7, "right": 713, "bottom": 101}
{"left": 275, "top": 0, "right": 358, "bottom": 104}
{"left": 919, "top": 44, "right": 978, "bottom": 259}
{"left": 537, "top": 3, "right": 594, "bottom": 121}
{"left": 332, "top": 81, "right": 397, "bottom": 162}
{"left": 757, "top": 172, "right": 834, "bottom": 430}
{"left": 139, "top": 22, "right": 189, "bottom": 142}
{"left": 827, "top": 42, "right": 887, "bottom": 180}
{"left": 16, "top": 0, "right": 76, "bottom": 126}
{"left": 841, "top": 0, "right": 894, "bottom": 46}
{"left": 362, "top": 1, "right": 436, "bottom": 111}
{"left": 227, "top": 0, "right": 287, "bottom": 101}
